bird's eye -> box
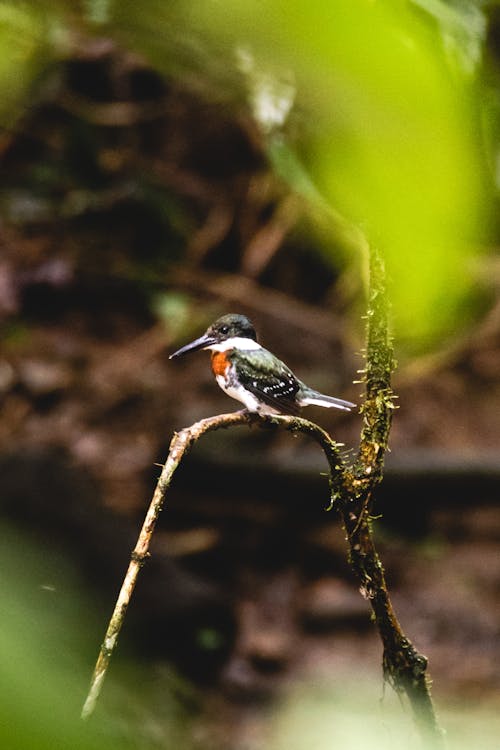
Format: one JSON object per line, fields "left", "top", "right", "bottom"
{"left": 219, "top": 325, "right": 229, "bottom": 334}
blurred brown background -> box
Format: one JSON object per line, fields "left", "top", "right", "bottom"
{"left": 0, "top": 3, "right": 499, "bottom": 749}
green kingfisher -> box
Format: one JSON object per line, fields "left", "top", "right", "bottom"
{"left": 170, "top": 313, "right": 356, "bottom": 415}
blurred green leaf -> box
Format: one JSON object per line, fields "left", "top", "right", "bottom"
{"left": 176, "top": 0, "right": 489, "bottom": 348}
{"left": 0, "top": 522, "right": 193, "bottom": 750}
{"left": 411, "top": 0, "right": 486, "bottom": 75}
{"left": 153, "top": 290, "right": 191, "bottom": 335}
{"left": 0, "top": 0, "right": 492, "bottom": 349}
{"left": 0, "top": 2, "right": 55, "bottom": 128}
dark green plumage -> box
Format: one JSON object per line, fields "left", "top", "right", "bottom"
{"left": 226, "top": 347, "right": 302, "bottom": 415}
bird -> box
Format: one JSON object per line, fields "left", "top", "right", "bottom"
{"left": 169, "top": 313, "right": 356, "bottom": 416}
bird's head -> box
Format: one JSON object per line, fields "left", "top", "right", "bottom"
{"left": 169, "top": 314, "right": 257, "bottom": 359}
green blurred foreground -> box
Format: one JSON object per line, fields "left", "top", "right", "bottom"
{"left": 189, "top": 0, "right": 487, "bottom": 344}
{"left": 0, "top": 0, "right": 493, "bottom": 349}
{"left": 2, "top": 522, "right": 500, "bottom": 750}
{"left": 0, "top": 522, "right": 193, "bottom": 750}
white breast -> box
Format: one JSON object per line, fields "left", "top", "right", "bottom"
{"left": 215, "top": 375, "right": 279, "bottom": 414}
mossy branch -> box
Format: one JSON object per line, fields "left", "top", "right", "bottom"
{"left": 82, "top": 246, "right": 444, "bottom": 747}
{"left": 333, "top": 247, "right": 443, "bottom": 747}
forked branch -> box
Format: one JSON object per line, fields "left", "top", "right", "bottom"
{"left": 81, "top": 410, "right": 348, "bottom": 720}
{"left": 82, "top": 247, "right": 444, "bottom": 747}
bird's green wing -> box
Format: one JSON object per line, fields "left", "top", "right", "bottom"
{"left": 228, "top": 347, "right": 301, "bottom": 415}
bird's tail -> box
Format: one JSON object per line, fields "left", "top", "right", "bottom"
{"left": 300, "top": 388, "right": 356, "bottom": 412}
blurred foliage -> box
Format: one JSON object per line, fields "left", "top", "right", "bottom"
{"left": 412, "top": 0, "right": 486, "bottom": 75}
{"left": 270, "top": 678, "right": 500, "bottom": 750}
{"left": 181, "top": 0, "right": 491, "bottom": 347}
{"left": 0, "top": 521, "right": 194, "bottom": 750}
{"left": 0, "top": 3, "right": 53, "bottom": 128}
{"left": 0, "top": 0, "right": 497, "bottom": 351}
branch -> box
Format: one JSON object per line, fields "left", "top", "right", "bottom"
{"left": 81, "top": 410, "right": 347, "bottom": 720}
{"left": 357, "top": 244, "right": 395, "bottom": 480}
{"left": 337, "top": 247, "right": 444, "bottom": 747}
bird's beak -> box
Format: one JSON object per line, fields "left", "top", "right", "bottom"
{"left": 169, "top": 333, "right": 217, "bottom": 359}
